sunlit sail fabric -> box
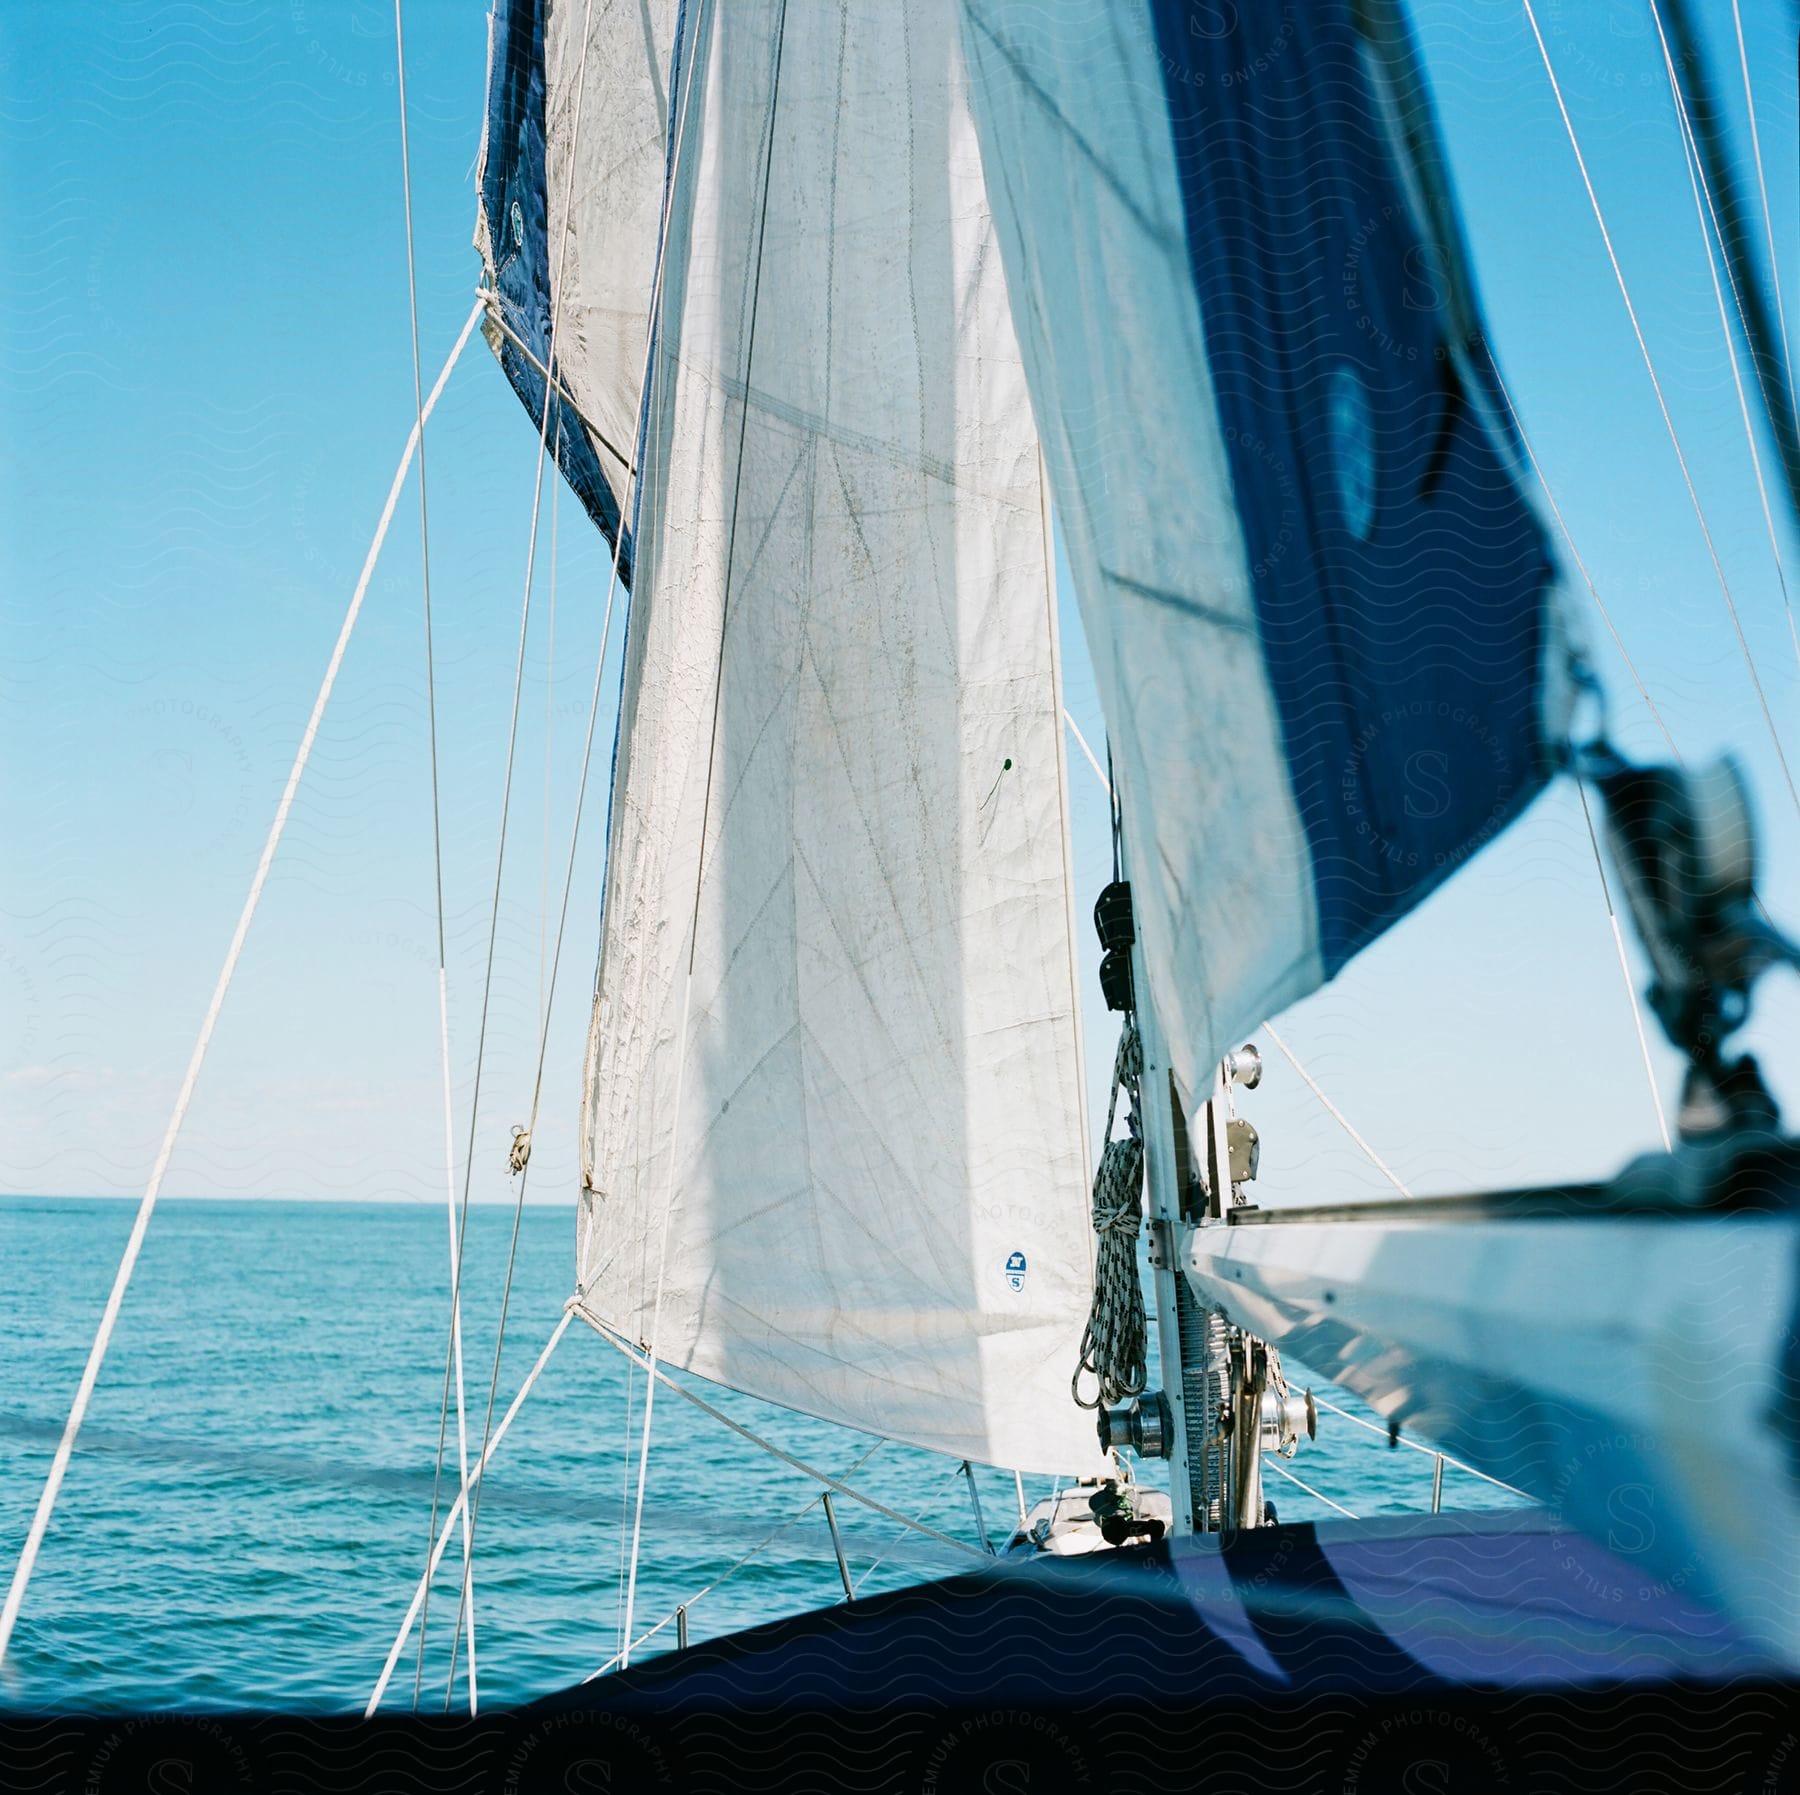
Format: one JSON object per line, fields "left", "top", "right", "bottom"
{"left": 476, "top": 0, "right": 683, "bottom": 577}
{"left": 961, "top": 0, "right": 1575, "bottom": 1111}
{"left": 564, "top": 0, "right": 1103, "bottom": 1474}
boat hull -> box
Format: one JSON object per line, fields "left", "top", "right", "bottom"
{"left": 1182, "top": 1188, "right": 1800, "bottom": 1671}
{"left": 5, "top": 1515, "right": 1789, "bottom": 1788}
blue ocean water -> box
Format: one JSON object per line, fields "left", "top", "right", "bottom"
{"left": 0, "top": 1197, "right": 1518, "bottom": 1712}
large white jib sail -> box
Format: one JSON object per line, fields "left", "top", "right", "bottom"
{"left": 480, "top": 0, "right": 1104, "bottom": 1475}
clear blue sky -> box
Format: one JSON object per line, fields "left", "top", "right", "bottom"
{"left": 2, "top": 0, "right": 1797, "bottom": 1213}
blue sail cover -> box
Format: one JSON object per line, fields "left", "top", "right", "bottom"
{"left": 962, "top": 0, "right": 1574, "bottom": 1102}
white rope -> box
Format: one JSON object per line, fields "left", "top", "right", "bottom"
{"left": 582, "top": 1442, "right": 884, "bottom": 1681}
{"left": 432, "top": 0, "right": 602, "bottom": 1711}
{"left": 1649, "top": 0, "right": 1800, "bottom": 684}
{"left": 1607, "top": 913, "right": 1670, "bottom": 1151}
{"left": 1261, "top": 1455, "right": 1358, "bottom": 1520}
{"left": 1062, "top": 707, "right": 1111, "bottom": 797}
{"left": 366, "top": 1309, "right": 572, "bottom": 1715}
{"left": 1519, "top": 0, "right": 1800, "bottom": 824}
{"left": 0, "top": 298, "right": 485, "bottom": 1677}
{"left": 1310, "top": 1395, "right": 1531, "bottom": 1501}
{"left": 391, "top": 0, "right": 477, "bottom": 1713}
{"left": 1260, "top": 1020, "right": 1411, "bottom": 1199}
{"left": 576, "top": 1309, "right": 990, "bottom": 1563}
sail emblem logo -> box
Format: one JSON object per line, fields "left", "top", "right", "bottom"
{"left": 1004, "top": 1250, "right": 1028, "bottom": 1294}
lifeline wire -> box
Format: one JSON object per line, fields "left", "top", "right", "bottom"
{"left": 582, "top": 1442, "right": 884, "bottom": 1681}
{"left": 1262, "top": 1456, "right": 1359, "bottom": 1520}
{"left": 1310, "top": 1394, "right": 1531, "bottom": 1500}
{"left": 0, "top": 300, "right": 485, "bottom": 1677}
{"left": 577, "top": 1309, "right": 990, "bottom": 1563}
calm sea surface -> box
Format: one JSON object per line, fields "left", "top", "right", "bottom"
{"left": 0, "top": 1197, "right": 1518, "bottom": 1712}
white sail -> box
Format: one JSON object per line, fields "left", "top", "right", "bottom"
{"left": 574, "top": 0, "right": 1104, "bottom": 1476}
{"left": 538, "top": 0, "right": 677, "bottom": 507}
{"left": 960, "top": 0, "right": 1574, "bottom": 1113}
{"left": 476, "top": 0, "right": 681, "bottom": 560}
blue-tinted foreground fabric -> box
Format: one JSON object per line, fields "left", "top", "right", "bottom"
{"left": 2, "top": 1515, "right": 1789, "bottom": 1790}
{"left": 1149, "top": 0, "right": 1559, "bottom": 972}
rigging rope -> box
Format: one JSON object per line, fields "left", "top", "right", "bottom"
{"left": 366, "top": 1310, "right": 573, "bottom": 1715}
{"left": 433, "top": 0, "right": 603, "bottom": 1712}
{"left": 1573, "top": 776, "right": 1672, "bottom": 1150}
{"left": 1260, "top": 1021, "right": 1411, "bottom": 1199}
{"left": 391, "top": 0, "right": 477, "bottom": 1714}
{"left": 1730, "top": 0, "right": 1798, "bottom": 438}
{"left": 1061, "top": 707, "right": 1112, "bottom": 798}
{"left": 1520, "top": 0, "right": 1800, "bottom": 825}
{"left": 1072, "top": 1019, "right": 1149, "bottom": 1409}
{"left": 1649, "top": 0, "right": 1800, "bottom": 683}
{"left": 0, "top": 298, "right": 486, "bottom": 1679}
{"left": 623, "top": 0, "right": 791, "bottom": 1672}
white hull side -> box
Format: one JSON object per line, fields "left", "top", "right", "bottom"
{"left": 1183, "top": 1207, "right": 1800, "bottom": 1665}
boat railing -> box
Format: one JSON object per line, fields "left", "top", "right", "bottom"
{"left": 1260, "top": 1389, "right": 1531, "bottom": 1523}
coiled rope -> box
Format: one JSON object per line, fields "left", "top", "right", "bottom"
{"left": 1072, "top": 1019, "right": 1149, "bottom": 1408}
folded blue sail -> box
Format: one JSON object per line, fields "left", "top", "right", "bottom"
{"left": 962, "top": 0, "right": 1576, "bottom": 1104}
{"left": 476, "top": 0, "right": 685, "bottom": 581}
